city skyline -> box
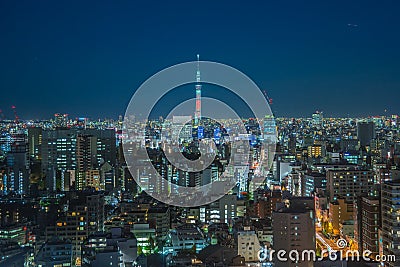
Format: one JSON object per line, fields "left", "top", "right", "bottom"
{"left": 1, "top": 106, "right": 400, "bottom": 266}
{"left": 2, "top": 2, "right": 400, "bottom": 266}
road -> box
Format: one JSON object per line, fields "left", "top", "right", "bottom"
{"left": 316, "top": 232, "right": 341, "bottom": 251}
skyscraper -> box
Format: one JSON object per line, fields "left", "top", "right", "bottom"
{"left": 312, "top": 111, "right": 323, "bottom": 128}
{"left": 357, "top": 121, "right": 376, "bottom": 147}
{"left": 41, "top": 129, "right": 77, "bottom": 191}
{"left": 27, "top": 127, "right": 42, "bottom": 161}
{"left": 76, "top": 134, "right": 97, "bottom": 190}
{"left": 41, "top": 128, "right": 116, "bottom": 191}
{"left": 194, "top": 54, "right": 201, "bottom": 125}
{"left": 6, "top": 132, "right": 29, "bottom": 195}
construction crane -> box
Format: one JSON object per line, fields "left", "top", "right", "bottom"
{"left": 11, "top": 105, "right": 19, "bottom": 123}
{"left": 262, "top": 90, "right": 273, "bottom": 105}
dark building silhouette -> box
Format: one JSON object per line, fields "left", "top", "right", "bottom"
{"left": 357, "top": 121, "right": 375, "bottom": 147}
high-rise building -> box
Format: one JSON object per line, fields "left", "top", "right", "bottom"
{"left": 27, "top": 127, "right": 42, "bottom": 161}
{"left": 327, "top": 169, "right": 375, "bottom": 202}
{"left": 6, "top": 132, "right": 29, "bottom": 195}
{"left": 288, "top": 133, "right": 297, "bottom": 154}
{"left": 82, "top": 129, "right": 116, "bottom": 167}
{"left": 312, "top": 111, "right": 323, "bottom": 128}
{"left": 0, "top": 132, "right": 12, "bottom": 155}
{"left": 41, "top": 129, "right": 116, "bottom": 191}
{"left": 357, "top": 121, "right": 376, "bottom": 147}
{"left": 381, "top": 180, "right": 400, "bottom": 267}
{"left": 272, "top": 198, "right": 315, "bottom": 267}
{"left": 188, "top": 172, "right": 201, "bottom": 187}
{"left": 354, "top": 197, "right": 380, "bottom": 258}
{"left": 76, "top": 134, "right": 98, "bottom": 190}
{"left": 41, "top": 129, "right": 77, "bottom": 171}
{"left": 255, "top": 189, "right": 282, "bottom": 218}
{"left": 41, "top": 129, "right": 77, "bottom": 191}
{"left": 194, "top": 54, "right": 201, "bottom": 125}
{"left": 302, "top": 172, "right": 327, "bottom": 197}
{"left": 76, "top": 134, "right": 97, "bottom": 172}
{"left": 101, "top": 161, "right": 115, "bottom": 192}
{"left": 200, "top": 166, "right": 219, "bottom": 186}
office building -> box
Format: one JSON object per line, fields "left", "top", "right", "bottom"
{"left": 354, "top": 197, "right": 380, "bottom": 257}
{"left": 357, "top": 121, "right": 376, "bottom": 147}
{"left": 41, "top": 129, "right": 116, "bottom": 191}
{"left": 272, "top": 198, "right": 315, "bottom": 267}
{"left": 302, "top": 172, "right": 327, "bottom": 197}
{"left": 327, "top": 169, "right": 375, "bottom": 202}
{"left": 27, "top": 127, "right": 42, "bottom": 161}
{"left": 312, "top": 111, "right": 323, "bottom": 128}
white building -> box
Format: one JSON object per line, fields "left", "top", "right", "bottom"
{"left": 237, "top": 230, "right": 261, "bottom": 262}
{"left": 164, "top": 224, "right": 207, "bottom": 256}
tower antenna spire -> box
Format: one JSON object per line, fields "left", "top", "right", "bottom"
{"left": 195, "top": 54, "right": 202, "bottom": 125}
{"left": 196, "top": 54, "right": 201, "bottom": 83}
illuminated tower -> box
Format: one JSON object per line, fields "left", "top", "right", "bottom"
{"left": 194, "top": 54, "right": 202, "bottom": 125}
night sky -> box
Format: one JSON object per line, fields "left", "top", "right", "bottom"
{"left": 1, "top": 0, "right": 400, "bottom": 119}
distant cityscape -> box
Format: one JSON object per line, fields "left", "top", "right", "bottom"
{"left": 2, "top": 0, "right": 400, "bottom": 266}
{"left": 0, "top": 110, "right": 399, "bottom": 266}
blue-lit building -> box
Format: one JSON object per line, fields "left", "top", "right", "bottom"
{"left": 302, "top": 172, "right": 327, "bottom": 197}
{"left": 343, "top": 151, "right": 359, "bottom": 164}
{"left": 5, "top": 133, "right": 29, "bottom": 195}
